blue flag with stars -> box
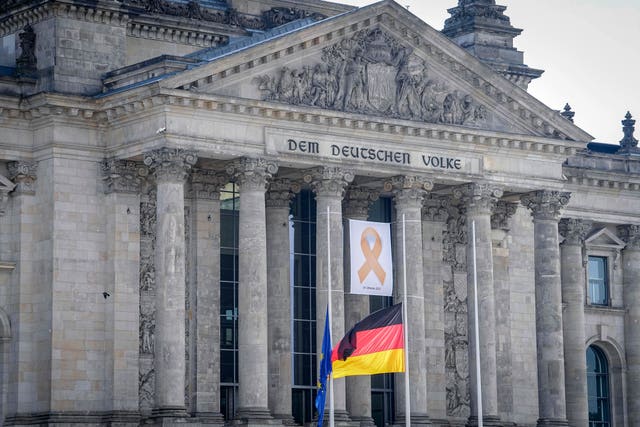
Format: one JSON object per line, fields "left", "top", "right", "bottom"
{"left": 315, "top": 307, "right": 332, "bottom": 427}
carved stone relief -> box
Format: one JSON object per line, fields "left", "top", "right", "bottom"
{"left": 184, "top": 205, "right": 192, "bottom": 411}
{"left": 256, "top": 28, "right": 489, "bottom": 126}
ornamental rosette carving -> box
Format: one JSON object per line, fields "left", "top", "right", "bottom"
{"left": 343, "top": 186, "right": 380, "bottom": 218}
{"left": 453, "top": 183, "right": 503, "bottom": 215}
{"left": 255, "top": 28, "right": 489, "bottom": 127}
{"left": 8, "top": 160, "right": 37, "bottom": 195}
{"left": 227, "top": 157, "right": 278, "bottom": 192}
{"left": 266, "top": 178, "right": 296, "bottom": 208}
{"left": 143, "top": 148, "right": 198, "bottom": 184}
{"left": 101, "top": 159, "right": 148, "bottom": 194}
{"left": 618, "top": 224, "right": 640, "bottom": 250}
{"left": 521, "top": 190, "right": 571, "bottom": 221}
{"left": 189, "top": 168, "right": 227, "bottom": 200}
{"left": 423, "top": 195, "right": 450, "bottom": 222}
{"left": 304, "top": 166, "right": 355, "bottom": 199}
{"left": 490, "top": 201, "right": 518, "bottom": 230}
{"left": 559, "top": 218, "right": 593, "bottom": 246}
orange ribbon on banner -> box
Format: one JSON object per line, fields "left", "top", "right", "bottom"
{"left": 357, "top": 227, "right": 386, "bottom": 284}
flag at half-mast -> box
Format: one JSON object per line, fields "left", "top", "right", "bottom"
{"left": 315, "top": 307, "right": 332, "bottom": 427}
{"left": 331, "top": 303, "right": 404, "bottom": 378}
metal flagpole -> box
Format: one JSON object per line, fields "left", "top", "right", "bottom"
{"left": 402, "top": 214, "right": 410, "bottom": 427}
{"left": 327, "top": 205, "right": 334, "bottom": 427}
{"left": 471, "top": 220, "right": 483, "bottom": 427}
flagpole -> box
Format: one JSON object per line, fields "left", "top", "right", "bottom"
{"left": 402, "top": 214, "right": 410, "bottom": 427}
{"left": 327, "top": 205, "right": 334, "bottom": 427}
{"left": 472, "top": 220, "right": 483, "bottom": 427}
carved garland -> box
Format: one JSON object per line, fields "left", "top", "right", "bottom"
{"left": 255, "top": 28, "right": 489, "bottom": 127}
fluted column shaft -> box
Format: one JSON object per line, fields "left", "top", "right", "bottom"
{"left": 144, "top": 148, "right": 197, "bottom": 416}
{"left": 457, "top": 183, "right": 502, "bottom": 425}
{"left": 559, "top": 219, "right": 591, "bottom": 427}
{"left": 521, "top": 191, "right": 571, "bottom": 427}
{"left": 343, "top": 187, "right": 377, "bottom": 426}
{"left": 266, "top": 179, "right": 294, "bottom": 423}
{"left": 228, "top": 158, "right": 278, "bottom": 420}
{"left": 619, "top": 225, "right": 640, "bottom": 425}
{"left": 310, "top": 167, "right": 354, "bottom": 421}
{"left": 389, "top": 176, "right": 431, "bottom": 424}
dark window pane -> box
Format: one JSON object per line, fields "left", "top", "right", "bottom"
{"left": 220, "top": 350, "right": 236, "bottom": 383}
{"left": 294, "top": 354, "right": 313, "bottom": 386}
{"left": 293, "top": 320, "right": 312, "bottom": 353}
{"left": 294, "top": 287, "right": 312, "bottom": 319}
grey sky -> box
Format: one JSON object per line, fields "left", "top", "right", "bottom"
{"left": 329, "top": 0, "right": 640, "bottom": 144}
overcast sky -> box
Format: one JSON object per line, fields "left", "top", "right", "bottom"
{"left": 329, "top": 0, "right": 640, "bottom": 144}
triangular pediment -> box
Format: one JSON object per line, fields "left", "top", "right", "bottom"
{"left": 585, "top": 228, "right": 626, "bottom": 250}
{"left": 159, "top": 0, "right": 592, "bottom": 142}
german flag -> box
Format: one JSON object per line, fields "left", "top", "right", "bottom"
{"left": 331, "top": 303, "right": 405, "bottom": 378}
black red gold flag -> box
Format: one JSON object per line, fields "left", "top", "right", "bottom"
{"left": 331, "top": 303, "right": 405, "bottom": 378}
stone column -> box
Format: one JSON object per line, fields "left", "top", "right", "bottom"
{"left": 101, "top": 159, "right": 145, "bottom": 424}
{"left": 144, "top": 148, "right": 197, "bottom": 419}
{"left": 455, "top": 183, "right": 502, "bottom": 426}
{"left": 266, "top": 179, "right": 295, "bottom": 423}
{"left": 387, "top": 175, "right": 431, "bottom": 425}
{"left": 343, "top": 186, "right": 378, "bottom": 427}
{"left": 190, "top": 170, "right": 226, "bottom": 422}
{"left": 521, "top": 190, "right": 571, "bottom": 427}
{"left": 307, "top": 166, "right": 354, "bottom": 422}
{"left": 618, "top": 224, "right": 640, "bottom": 426}
{"left": 558, "top": 218, "right": 591, "bottom": 427}
{"left": 227, "top": 157, "right": 278, "bottom": 423}
{"left": 422, "top": 197, "right": 449, "bottom": 422}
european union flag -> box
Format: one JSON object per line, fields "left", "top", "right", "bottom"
{"left": 315, "top": 307, "right": 332, "bottom": 427}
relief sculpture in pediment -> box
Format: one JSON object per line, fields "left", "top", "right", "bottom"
{"left": 255, "top": 28, "right": 488, "bottom": 126}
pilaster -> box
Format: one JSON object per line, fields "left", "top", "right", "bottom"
{"left": 454, "top": 183, "right": 502, "bottom": 427}
{"left": 307, "top": 166, "right": 354, "bottom": 423}
{"left": 226, "top": 157, "right": 279, "bottom": 424}
{"left": 144, "top": 148, "right": 197, "bottom": 420}
{"left": 558, "top": 218, "right": 592, "bottom": 427}
{"left": 387, "top": 175, "right": 432, "bottom": 425}
{"left": 265, "top": 178, "right": 295, "bottom": 424}
{"left": 343, "top": 186, "right": 378, "bottom": 427}
{"left": 618, "top": 224, "right": 640, "bottom": 426}
{"left": 521, "top": 190, "right": 571, "bottom": 427}
{"left": 189, "top": 169, "right": 226, "bottom": 423}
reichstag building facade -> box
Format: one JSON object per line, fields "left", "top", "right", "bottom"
{"left": 0, "top": 0, "right": 639, "bottom": 426}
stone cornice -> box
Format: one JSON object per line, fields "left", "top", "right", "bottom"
{"left": 563, "top": 166, "right": 640, "bottom": 191}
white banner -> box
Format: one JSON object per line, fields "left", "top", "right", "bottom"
{"left": 349, "top": 219, "right": 393, "bottom": 296}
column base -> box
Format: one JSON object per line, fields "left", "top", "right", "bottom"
{"left": 192, "top": 412, "right": 225, "bottom": 425}
{"left": 466, "top": 415, "right": 502, "bottom": 427}
{"left": 394, "top": 413, "right": 431, "bottom": 425}
{"left": 151, "top": 407, "right": 189, "bottom": 426}
{"left": 233, "top": 408, "right": 281, "bottom": 427}
{"left": 272, "top": 414, "right": 296, "bottom": 425}
{"left": 537, "top": 418, "right": 569, "bottom": 427}
{"left": 350, "top": 416, "right": 376, "bottom": 427}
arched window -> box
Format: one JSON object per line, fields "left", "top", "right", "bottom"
{"left": 587, "top": 345, "right": 611, "bottom": 427}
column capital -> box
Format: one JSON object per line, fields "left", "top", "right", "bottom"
{"left": 491, "top": 201, "right": 518, "bottom": 230}
{"left": 453, "top": 182, "right": 503, "bottom": 215}
{"left": 559, "top": 218, "right": 593, "bottom": 245}
{"left": 190, "top": 168, "right": 227, "bottom": 200}
{"left": 343, "top": 186, "right": 379, "bottom": 218}
{"left": 101, "top": 159, "right": 147, "bottom": 194}
{"left": 8, "top": 160, "right": 37, "bottom": 195}
{"left": 266, "top": 178, "right": 297, "bottom": 208}
{"left": 521, "top": 190, "right": 571, "bottom": 221}
{"left": 385, "top": 175, "right": 433, "bottom": 208}
{"left": 422, "top": 195, "right": 450, "bottom": 222}
{"left": 143, "top": 148, "right": 198, "bottom": 183}
{"left": 618, "top": 224, "right": 640, "bottom": 250}
{"left": 304, "top": 166, "right": 354, "bottom": 199}
{"left": 227, "top": 157, "right": 278, "bottom": 192}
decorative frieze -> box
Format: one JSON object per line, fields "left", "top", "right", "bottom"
{"left": 453, "top": 182, "right": 503, "bottom": 215}
{"left": 227, "top": 157, "right": 278, "bottom": 192}
{"left": 618, "top": 224, "right": 640, "bottom": 250}
{"left": 143, "top": 148, "right": 198, "bottom": 183}
{"left": 343, "top": 186, "right": 379, "bottom": 218}
{"left": 304, "top": 166, "right": 355, "bottom": 198}
{"left": 8, "top": 160, "right": 37, "bottom": 195}
{"left": 521, "top": 190, "right": 571, "bottom": 221}
{"left": 559, "top": 218, "right": 592, "bottom": 246}
{"left": 101, "top": 159, "right": 148, "bottom": 194}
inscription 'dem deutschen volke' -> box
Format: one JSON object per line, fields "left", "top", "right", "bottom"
{"left": 287, "top": 138, "right": 463, "bottom": 170}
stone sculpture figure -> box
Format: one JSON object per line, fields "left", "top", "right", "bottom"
{"left": 16, "top": 24, "right": 37, "bottom": 76}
